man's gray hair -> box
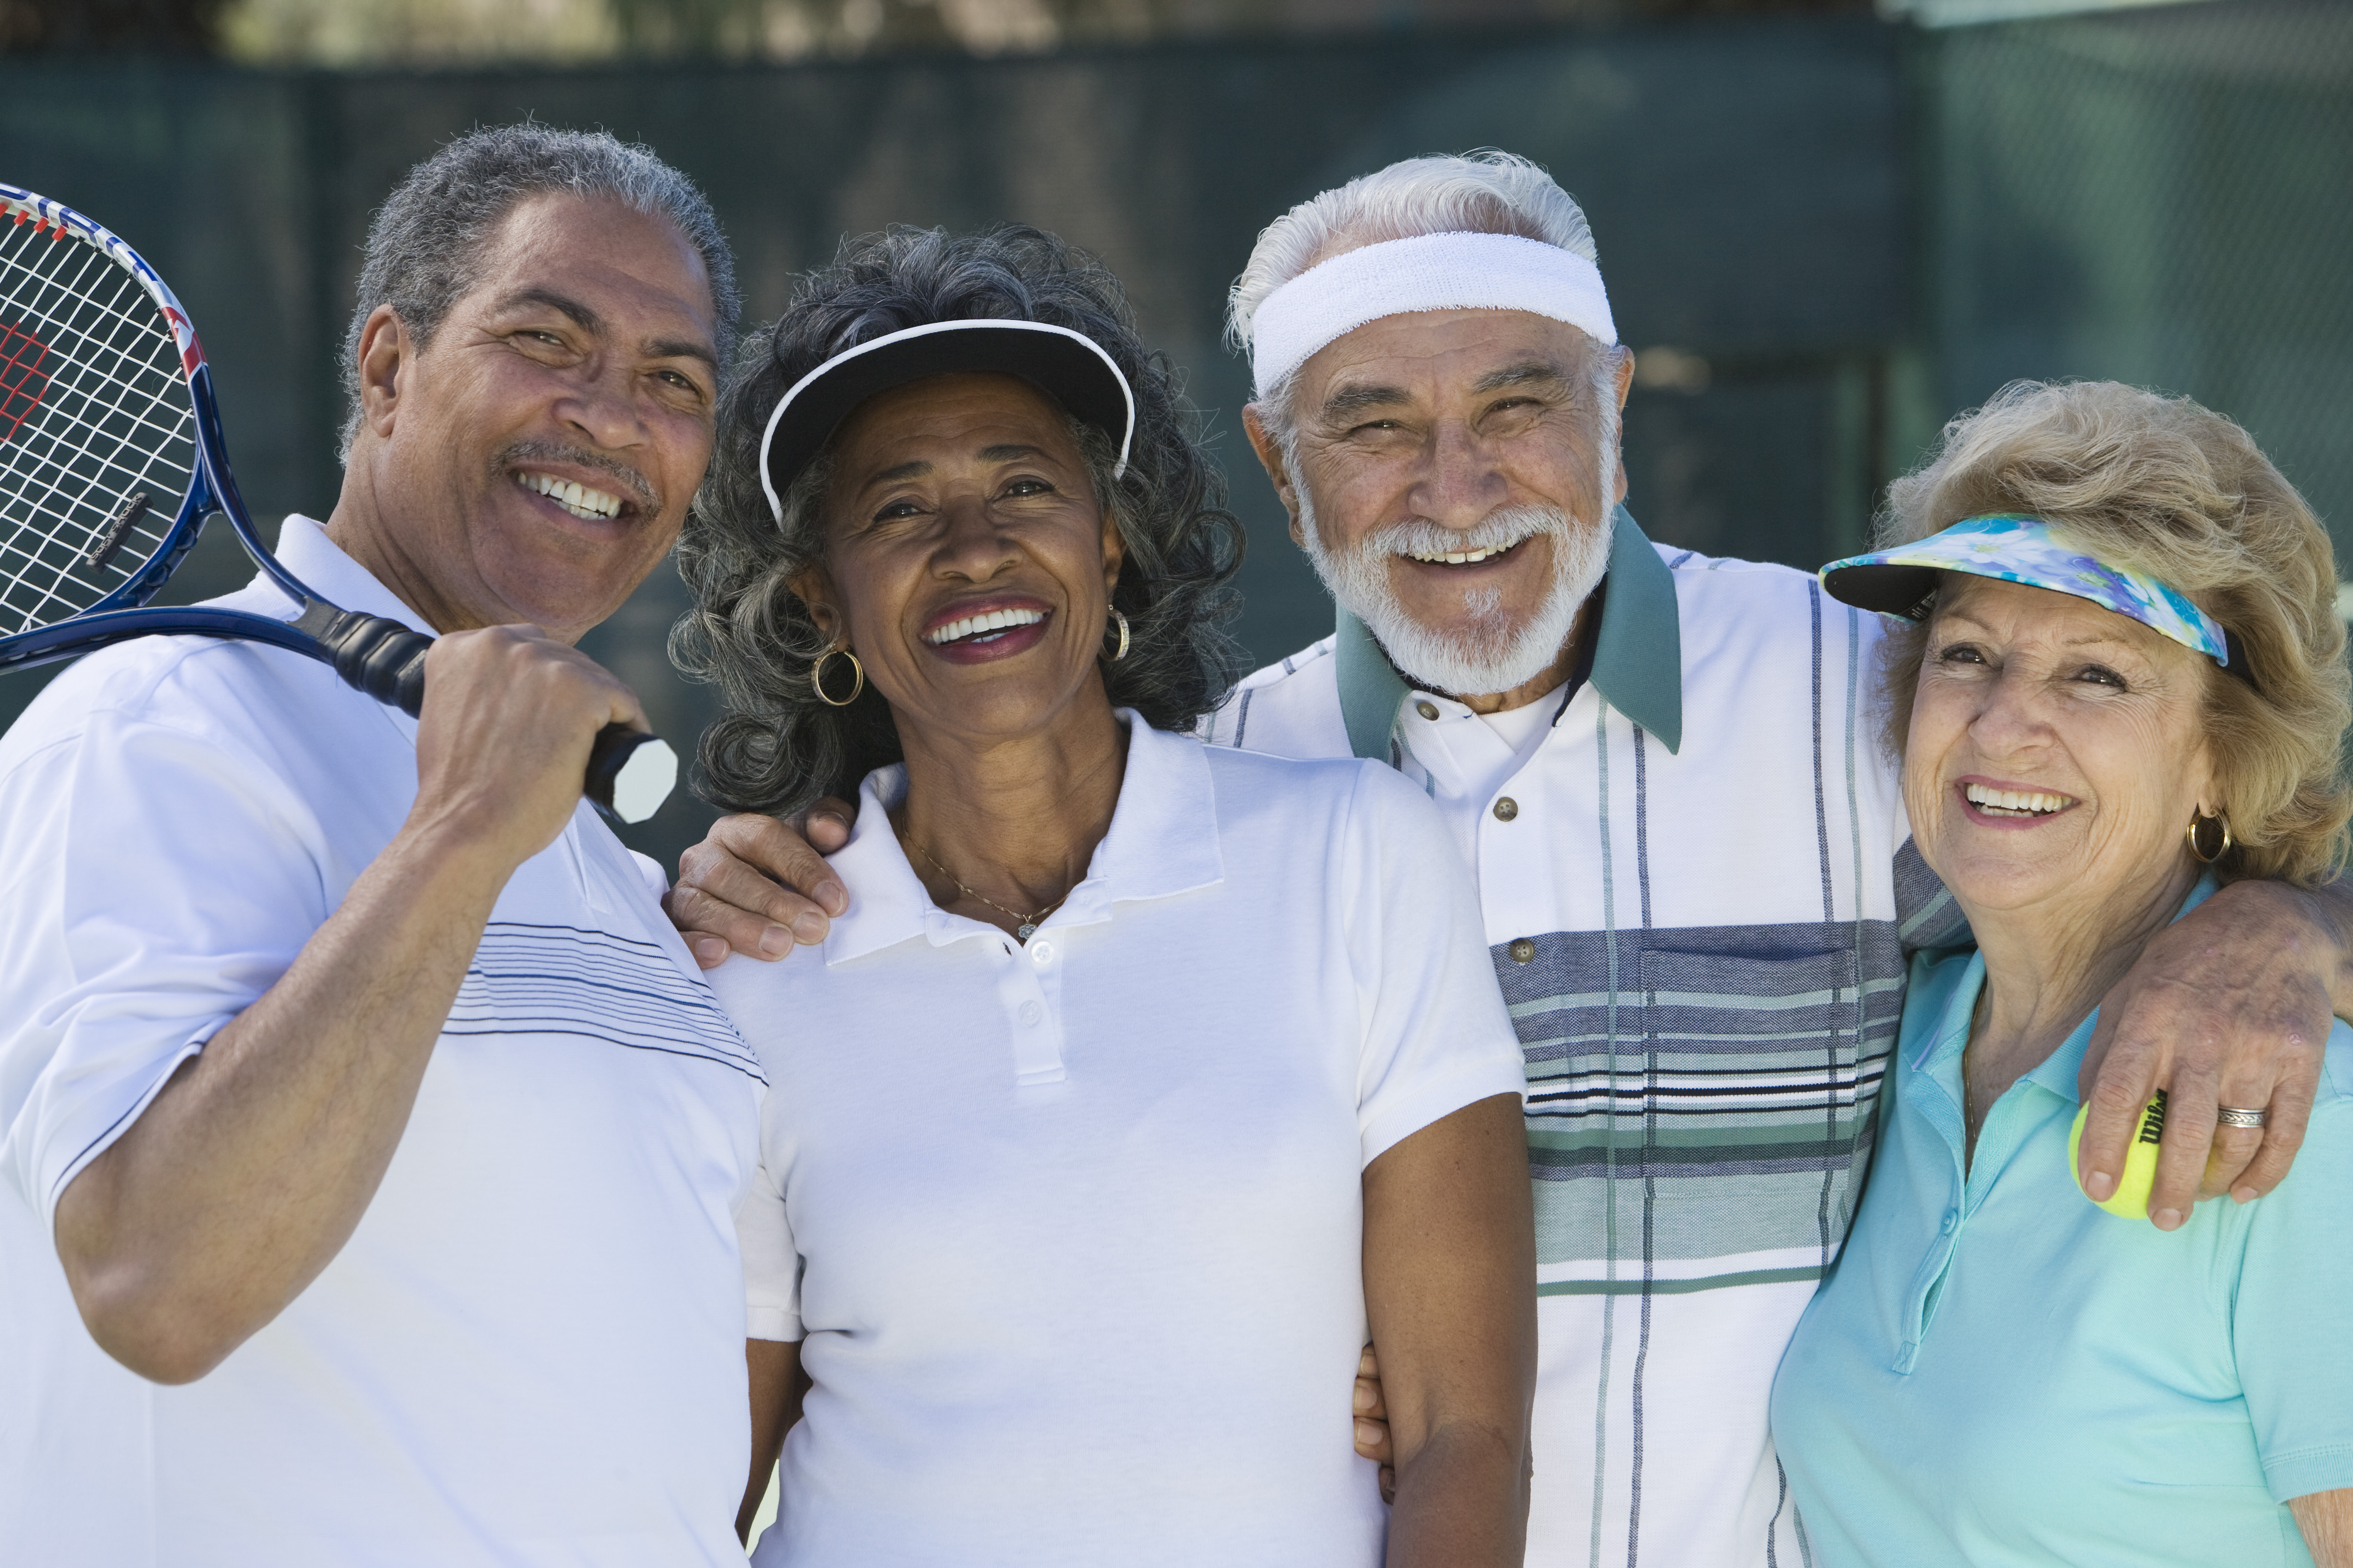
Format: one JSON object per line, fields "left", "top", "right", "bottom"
{"left": 339, "top": 123, "right": 741, "bottom": 455}
{"left": 1226, "top": 150, "right": 1623, "bottom": 474}
{"left": 1225, "top": 149, "right": 1601, "bottom": 362}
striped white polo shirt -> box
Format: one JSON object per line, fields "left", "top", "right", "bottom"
{"left": 1200, "top": 509, "right": 1967, "bottom": 1568}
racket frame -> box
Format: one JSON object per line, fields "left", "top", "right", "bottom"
{"left": 0, "top": 183, "right": 325, "bottom": 668}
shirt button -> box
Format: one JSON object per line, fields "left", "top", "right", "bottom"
{"left": 1030, "top": 941, "right": 1055, "bottom": 967}
{"left": 1415, "top": 700, "right": 1440, "bottom": 720}
{"left": 1018, "top": 1000, "right": 1043, "bottom": 1026}
{"left": 1508, "top": 938, "right": 1536, "bottom": 964}
{"left": 1940, "top": 1209, "right": 1958, "bottom": 1235}
{"left": 1493, "top": 796, "right": 1519, "bottom": 821}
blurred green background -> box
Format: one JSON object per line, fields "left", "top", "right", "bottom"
{"left": 2, "top": 0, "right": 2345, "bottom": 874}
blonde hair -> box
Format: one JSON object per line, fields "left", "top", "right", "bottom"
{"left": 1875, "top": 379, "right": 2351, "bottom": 886}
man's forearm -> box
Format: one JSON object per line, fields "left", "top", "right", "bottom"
{"left": 55, "top": 819, "right": 517, "bottom": 1383}
{"left": 1386, "top": 1419, "right": 1528, "bottom": 1568}
{"left": 2296, "top": 876, "right": 2353, "bottom": 1024}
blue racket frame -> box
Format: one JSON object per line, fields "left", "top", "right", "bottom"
{"left": 0, "top": 183, "right": 328, "bottom": 674}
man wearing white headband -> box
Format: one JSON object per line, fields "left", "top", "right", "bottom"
{"left": 667, "top": 153, "right": 2353, "bottom": 1565}
{"left": 1197, "top": 151, "right": 2353, "bottom": 1565}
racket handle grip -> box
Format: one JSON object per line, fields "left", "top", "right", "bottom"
{"left": 310, "top": 610, "right": 677, "bottom": 825}
{"left": 315, "top": 611, "right": 432, "bottom": 716}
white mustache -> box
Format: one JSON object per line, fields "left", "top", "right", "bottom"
{"left": 1362, "top": 505, "right": 1562, "bottom": 561}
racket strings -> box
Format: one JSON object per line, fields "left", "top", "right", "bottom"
{"left": 0, "top": 251, "right": 188, "bottom": 625}
{"left": 0, "top": 243, "right": 189, "bottom": 542}
{"left": 0, "top": 215, "right": 195, "bottom": 632}
{"left": 0, "top": 231, "right": 193, "bottom": 523}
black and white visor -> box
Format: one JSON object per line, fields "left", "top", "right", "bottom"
{"left": 757, "top": 319, "right": 1137, "bottom": 523}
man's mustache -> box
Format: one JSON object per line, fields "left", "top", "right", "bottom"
{"left": 1359, "top": 504, "right": 1582, "bottom": 562}
{"left": 499, "top": 441, "right": 660, "bottom": 513}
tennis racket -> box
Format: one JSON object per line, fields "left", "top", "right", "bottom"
{"left": 0, "top": 182, "right": 675, "bottom": 825}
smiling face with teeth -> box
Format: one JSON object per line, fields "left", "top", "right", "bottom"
{"left": 788, "top": 372, "right": 1126, "bottom": 755}
{"left": 1243, "top": 306, "right": 1632, "bottom": 710}
{"left": 1905, "top": 574, "right": 2221, "bottom": 936}
{"left": 334, "top": 192, "right": 721, "bottom": 642}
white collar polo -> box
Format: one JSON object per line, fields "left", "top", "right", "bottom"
{"left": 821, "top": 712, "right": 1227, "bottom": 969}
{"left": 719, "top": 709, "right": 1527, "bottom": 1565}
{"left": 0, "top": 511, "right": 763, "bottom": 1566}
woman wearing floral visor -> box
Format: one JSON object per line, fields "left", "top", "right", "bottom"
{"left": 1770, "top": 380, "right": 2353, "bottom": 1565}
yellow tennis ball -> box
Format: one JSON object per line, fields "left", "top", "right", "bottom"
{"left": 2068, "top": 1089, "right": 2168, "bottom": 1218}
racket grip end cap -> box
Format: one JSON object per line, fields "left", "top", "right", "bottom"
{"left": 589, "top": 726, "right": 676, "bottom": 826}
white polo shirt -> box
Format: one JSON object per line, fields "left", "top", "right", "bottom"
{"left": 0, "top": 517, "right": 764, "bottom": 1567}
{"left": 1200, "top": 509, "right": 1969, "bottom": 1568}
{"left": 716, "top": 715, "right": 1527, "bottom": 1568}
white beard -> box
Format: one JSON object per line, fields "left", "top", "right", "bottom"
{"left": 1298, "top": 490, "right": 1613, "bottom": 700}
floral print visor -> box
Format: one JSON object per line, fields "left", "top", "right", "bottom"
{"left": 1820, "top": 514, "right": 2236, "bottom": 671}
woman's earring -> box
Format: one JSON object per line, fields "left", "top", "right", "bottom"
{"left": 2186, "top": 808, "right": 2233, "bottom": 864}
{"left": 1105, "top": 608, "right": 1130, "bottom": 664}
{"left": 812, "top": 646, "right": 865, "bottom": 707}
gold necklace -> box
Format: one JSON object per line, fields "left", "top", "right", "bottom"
{"left": 906, "top": 838, "right": 1068, "bottom": 942}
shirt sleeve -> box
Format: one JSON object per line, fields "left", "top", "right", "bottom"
{"left": 739, "top": 1158, "right": 804, "bottom": 1343}
{"left": 1339, "top": 760, "right": 1528, "bottom": 1168}
{"left": 0, "top": 701, "right": 332, "bottom": 1230}
{"left": 2232, "top": 1036, "right": 2353, "bottom": 1503}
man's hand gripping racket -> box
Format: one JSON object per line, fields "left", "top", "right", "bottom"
{"left": 0, "top": 183, "right": 674, "bottom": 824}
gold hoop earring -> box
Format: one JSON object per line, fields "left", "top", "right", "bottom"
{"left": 2187, "top": 809, "right": 2233, "bottom": 864}
{"left": 812, "top": 646, "right": 865, "bottom": 707}
{"left": 1105, "top": 608, "right": 1130, "bottom": 664}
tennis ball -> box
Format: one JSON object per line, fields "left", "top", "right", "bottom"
{"left": 2068, "top": 1088, "right": 2167, "bottom": 1218}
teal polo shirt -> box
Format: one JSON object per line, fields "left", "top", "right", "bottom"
{"left": 1770, "top": 877, "right": 2353, "bottom": 1566}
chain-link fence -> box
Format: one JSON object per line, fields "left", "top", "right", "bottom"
{"left": 1909, "top": 0, "right": 2353, "bottom": 571}
{"left": 0, "top": 0, "right": 2343, "bottom": 868}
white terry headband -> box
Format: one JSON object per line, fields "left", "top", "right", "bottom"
{"left": 1247, "top": 231, "right": 1618, "bottom": 400}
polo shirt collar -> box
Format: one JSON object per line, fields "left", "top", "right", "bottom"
{"left": 821, "top": 710, "right": 1225, "bottom": 966}
{"left": 1332, "top": 503, "right": 1684, "bottom": 761}
{"left": 272, "top": 514, "right": 440, "bottom": 637}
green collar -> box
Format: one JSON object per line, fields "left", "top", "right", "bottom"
{"left": 1334, "top": 504, "right": 1683, "bottom": 761}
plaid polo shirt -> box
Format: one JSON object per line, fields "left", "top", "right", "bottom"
{"left": 1200, "top": 509, "right": 1967, "bottom": 1568}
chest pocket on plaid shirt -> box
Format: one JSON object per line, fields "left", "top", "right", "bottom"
{"left": 1633, "top": 945, "right": 1869, "bottom": 1135}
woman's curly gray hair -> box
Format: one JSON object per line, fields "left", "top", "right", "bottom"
{"left": 672, "top": 223, "right": 1248, "bottom": 817}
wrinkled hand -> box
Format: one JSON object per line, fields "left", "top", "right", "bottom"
{"left": 2079, "top": 878, "right": 2341, "bottom": 1227}
{"left": 410, "top": 625, "right": 648, "bottom": 874}
{"left": 664, "top": 804, "right": 855, "bottom": 970}
{"left": 1353, "top": 1343, "right": 1396, "bottom": 1505}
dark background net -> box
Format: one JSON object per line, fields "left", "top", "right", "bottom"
{"left": 0, "top": 0, "right": 2343, "bottom": 871}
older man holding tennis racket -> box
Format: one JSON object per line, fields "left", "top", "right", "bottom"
{"left": 672, "top": 151, "right": 2353, "bottom": 1566}
{"left": 0, "top": 127, "right": 761, "bottom": 1565}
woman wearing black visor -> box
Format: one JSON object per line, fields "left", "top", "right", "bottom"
{"left": 675, "top": 224, "right": 1535, "bottom": 1567}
